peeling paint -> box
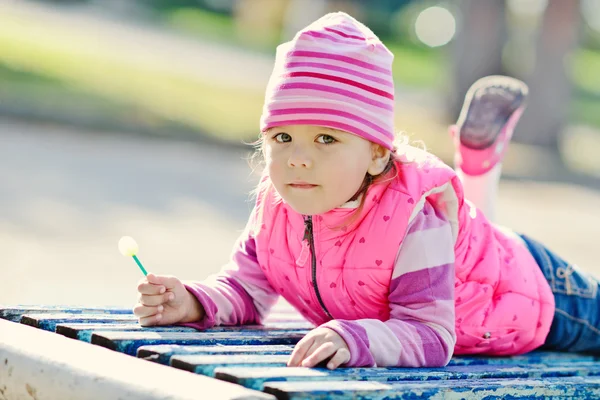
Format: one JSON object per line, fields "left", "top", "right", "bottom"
{"left": 0, "top": 317, "right": 276, "bottom": 400}
{"left": 25, "top": 383, "right": 37, "bottom": 400}
{"left": 7, "top": 306, "right": 600, "bottom": 399}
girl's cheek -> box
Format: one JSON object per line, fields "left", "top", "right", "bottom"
{"left": 265, "top": 147, "right": 287, "bottom": 165}
{"left": 264, "top": 144, "right": 279, "bottom": 161}
{"left": 265, "top": 153, "right": 278, "bottom": 169}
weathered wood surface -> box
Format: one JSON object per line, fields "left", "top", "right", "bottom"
{"left": 171, "top": 354, "right": 292, "bottom": 376}
{"left": 262, "top": 377, "right": 600, "bottom": 399}
{"left": 214, "top": 361, "right": 600, "bottom": 391}
{"left": 4, "top": 305, "right": 600, "bottom": 400}
{"left": 92, "top": 330, "right": 305, "bottom": 356}
{"left": 56, "top": 322, "right": 198, "bottom": 341}
{"left": 0, "top": 319, "right": 273, "bottom": 400}
{"left": 20, "top": 312, "right": 138, "bottom": 331}
{"left": 0, "top": 306, "right": 131, "bottom": 322}
{"left": 138, "top": 344, "right": 295, "bottom": 365}
{"left": 56, "top": 322, "right": 307, "bottom": 342}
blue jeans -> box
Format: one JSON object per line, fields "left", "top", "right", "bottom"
{"left": 520, "top": 234, "right": 600, "bottom": 353}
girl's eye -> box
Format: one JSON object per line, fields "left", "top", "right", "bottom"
{"left": 317, "top": 134, "right": 337, "bottom": 145}
{"left": 274, "top": 133, "right": 291, "bottom": 143}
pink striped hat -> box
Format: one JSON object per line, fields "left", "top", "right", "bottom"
{"left": 259, "top": 12, "right": 396, "bottom": 150}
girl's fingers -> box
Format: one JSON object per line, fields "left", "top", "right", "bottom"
{"left": 139, "top": 292, "right": 173, "bottom": 307}
{"left": 298, "top": 338, "right": 325, "bottom": 365}
{"left": 288, "top": 336, "right": 314, "bottom": 367}
{"left": 326, "top": 348, "right": 350, "bottom": 370}
{"left": 137, "top": 280, "right": 166, "bottom": 295}
{"left": 138, "top": 312, "right": 163, "bottom": 327}
{"left": 134, "top": 274, "right": 182, "bottom": 327}
{"left": 301, "top": 342, "right": 336, "bottom": 368}
{"left": 147, "top": 274, "right": 181, "bottom": 290}
{"left": 133, "top": 303, "right": 163, "bottom": 319}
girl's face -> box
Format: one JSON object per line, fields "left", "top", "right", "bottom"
{"left": 264, "top": 125, "right": 388, "bottom": 215}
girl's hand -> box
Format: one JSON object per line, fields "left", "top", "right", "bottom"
{"left": 287, "top": 327, "right": 350, "bottom": 370}
{"left": 133, "top": 273, "right": 204, "bottom": 326}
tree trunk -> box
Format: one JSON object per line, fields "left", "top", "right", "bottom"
{"left": 449, "top": 0, "right": 506, "bottom": 119}
{"left": 515, "top": 0, "right": 580, "bottom": 150}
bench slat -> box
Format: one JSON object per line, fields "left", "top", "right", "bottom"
{"left": 93, "top": 331, "right": 304, "bottom": 356}
{"left": 263, "top": 376, "right": 600, "bottom": 399}
{"left": 56, "top": 323, "right": 197, "bottom": 341}
{"left": 7, "top": 305, "right": 600, "bottom": 399}
{"left": 0, "top": 319, "right": 274, "bottom": 400}
{"left": 137, "top": 344, "right": 295, "bottom": 364}
{"left": 20, "top": 313, "right": 138, "bottom": 331}
{"left": 448, "top": 351, "right": 597, "bottom": 366}
{"left": 57, "top": 322, "right": 308, "bottom": 342}
{"left": 0, "top": 306, "right": 131, "bottom": 322}
{"left": 216, "top": 362, "right": 600, "bottom": 391}
{"left": 171, "top": 354, "right": 291, "bottom": 376}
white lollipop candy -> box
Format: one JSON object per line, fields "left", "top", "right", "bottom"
{"left": 118, "top": 236, "right": 139, "bottom": 256}
{"left": 118, "top": 236, "right": 147, "bottom": 275}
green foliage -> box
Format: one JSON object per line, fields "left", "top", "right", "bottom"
{"left": 0, "top": 5, "right": 599, "bottom": 142}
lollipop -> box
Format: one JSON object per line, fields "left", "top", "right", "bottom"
{"left": 118, "top": 236, "right": 148, "bottom": 276}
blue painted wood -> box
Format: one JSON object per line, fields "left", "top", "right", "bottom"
{"left": 0, "top": 306, "right": 131, "bottom": 322}
{"left": 10, "top": 304, "right": 600, "bottom": 399}
{"left": 262, "top": 376, "right": 600, "bottom": 399}
{"left": 449, "top": 350, "right": 598, "bottom": 366}
{"left": 20, "top": 313, "right": 138, "bottom": 331}
{"left": 93, "top": 331, "right": 304, "bottom": 356}
{"left": 56, "top": 322, "right": 308, "bottom": 342}
{"left": 137, "top": 344, "right": 294, "bottom": 365}
{"left": 56, "top": 323, "right": 198, "bottom": 341}
{"left": 215, "top": 362, "right": 600, "bottom": 391}
{"left": 171, "top": 354, "right": 291, "bottom": 377}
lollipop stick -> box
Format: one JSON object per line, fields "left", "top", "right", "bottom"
{"left": 132, "top": 255, "right": 148, "bottom": 276}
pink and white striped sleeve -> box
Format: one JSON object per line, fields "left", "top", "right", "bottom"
{"left": 323, "top": 200, "right": 456, "bottom": 367}
{"left": 182, "top": 208, "right": 280, "bottom": 330}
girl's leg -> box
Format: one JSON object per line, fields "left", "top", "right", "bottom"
{"left": 450, "top": 76, "right": 528, "bottom": 222}
{"left": 520, "top": 234, "right": 600, "bottom": 354}
{"left": 455, "top": 164, "right": 502, "bottom": 223}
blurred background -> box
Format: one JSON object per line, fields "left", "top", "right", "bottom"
{"left": 1, "top": 0, "right": 599, "bottom": 307}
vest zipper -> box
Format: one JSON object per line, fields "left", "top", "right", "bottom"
{"left": 304, "top": 215, "right": 333, "bottom": 319}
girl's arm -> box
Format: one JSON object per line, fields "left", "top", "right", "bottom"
{"left": 322, "top": 201, "right": 456, "bottom": 367}
{"left": 181, "top": 207, "right": 280, "bottom": 330}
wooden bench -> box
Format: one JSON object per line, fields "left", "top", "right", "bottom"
{"left": 2, "top": 305, "right": 600, "bottom": 399}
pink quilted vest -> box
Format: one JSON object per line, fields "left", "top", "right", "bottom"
{"left": 254, "top": 148, "right": 555, "bottom": 355}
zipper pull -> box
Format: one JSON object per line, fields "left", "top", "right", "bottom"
{"left": 296, "top": 216, "right": 312, "bottom": 266}
{"left": 296, "top": 240, "right": 310, "bottom": 266}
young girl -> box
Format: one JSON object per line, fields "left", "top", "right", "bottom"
{"left": 133, "top": 12, "right": 599, "bottom": 370}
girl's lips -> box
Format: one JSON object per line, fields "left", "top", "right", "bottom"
{"left": 289, "top": 183, "right": 317, "bottom": 189}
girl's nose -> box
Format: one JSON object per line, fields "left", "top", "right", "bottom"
{"left": 287, "top": 147, "right": 313, "bottom": 168}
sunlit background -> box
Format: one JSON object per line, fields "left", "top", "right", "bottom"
{"left": 1, "top": 0, "right": 599, "bottom": 307}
